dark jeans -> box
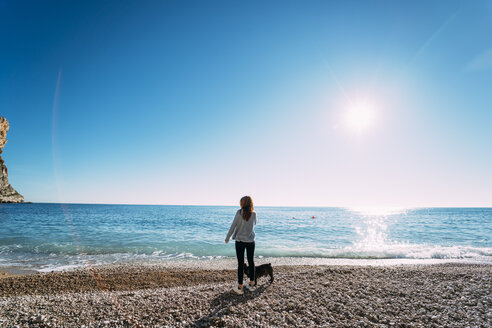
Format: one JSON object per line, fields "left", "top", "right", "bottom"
{"left": 235, "top": 241, "right": 255, "bottom": 285}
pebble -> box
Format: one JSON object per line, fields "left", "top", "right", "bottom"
{"left": 0, "top": 263, "right": 490, "bottom": 327}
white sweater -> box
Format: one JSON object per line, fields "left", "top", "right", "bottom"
{"left": 225, "top": 210, "right": 257, "bottom": 242}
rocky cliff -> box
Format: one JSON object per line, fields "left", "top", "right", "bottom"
{"left": 0, "top": 117, "right": 24, "bottom": 203}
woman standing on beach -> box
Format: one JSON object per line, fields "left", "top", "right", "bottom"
{"left": 225, "top": 195, "right": 257, "bottom": 295}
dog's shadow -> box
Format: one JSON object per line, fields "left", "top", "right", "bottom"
{"left": 192, "top": 284, "right": 271, "bottom": 327}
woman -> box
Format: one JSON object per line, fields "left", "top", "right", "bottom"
{"left": 225, "top": 195, "right": 257, "bottom": 294}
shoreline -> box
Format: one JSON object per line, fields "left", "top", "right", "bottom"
{"left": 1, "top": 256, "right": 490, "bottom": 276}
{"left": 1, "top": 261, "right": 490, "bottom": 296}
{"left": 0, "top": 270, "right": 17, "bottom": 279}
{"left": 1, "top": 263, "right": 490, "bottom": 326}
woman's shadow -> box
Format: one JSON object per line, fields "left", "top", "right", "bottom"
{"left": 192, "top": 284, "right": 270, "bottom": 327}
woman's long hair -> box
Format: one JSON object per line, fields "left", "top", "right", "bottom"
{"left": 240, "top": 196, "right": 254, "bottom": 221}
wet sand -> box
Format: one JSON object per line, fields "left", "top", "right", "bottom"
{"left": 0, "top": 271, "right": 16, "bottom": 279}
{"left": 0, "top": 263, "right": 490, "bottom": 327}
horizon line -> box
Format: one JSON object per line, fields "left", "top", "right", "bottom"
{"left": 10, "top": 201, "right": 492, "bottom": 209}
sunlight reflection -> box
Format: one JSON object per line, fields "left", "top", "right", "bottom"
{"left": 348, "top": 206, "right": 408, "bottom": 216}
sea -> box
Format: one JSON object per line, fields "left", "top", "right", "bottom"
{"left": 0, "top": 204, "right": 490, "bottom": 272}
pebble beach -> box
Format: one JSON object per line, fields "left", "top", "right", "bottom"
{"left": 0, "top": 262, "right": 490, "bottom": 327}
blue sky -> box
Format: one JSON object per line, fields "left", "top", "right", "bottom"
{"left": 1, "top": 0, "right": 491, "bottom": 206}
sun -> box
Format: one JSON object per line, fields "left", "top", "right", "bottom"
{"left": 344, "top": 101, "right": 376, "bottom": 133}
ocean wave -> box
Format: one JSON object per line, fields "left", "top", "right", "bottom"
{"left": 258, "top": 243, "right": 492, "bottom": 260}
{"left": 0, "top": 242, "right": 490, "bottom": 274}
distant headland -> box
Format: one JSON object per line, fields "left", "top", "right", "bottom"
{"left": 0, "top": 117, "right": 24, "bottom": 203}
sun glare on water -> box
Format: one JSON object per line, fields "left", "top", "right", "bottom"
{"left": 349, "top": 206, "right": 408, "bottom": 216}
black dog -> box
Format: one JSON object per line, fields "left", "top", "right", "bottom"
{"left": 244, "top": 263, "right": 274, "bottom": 286}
